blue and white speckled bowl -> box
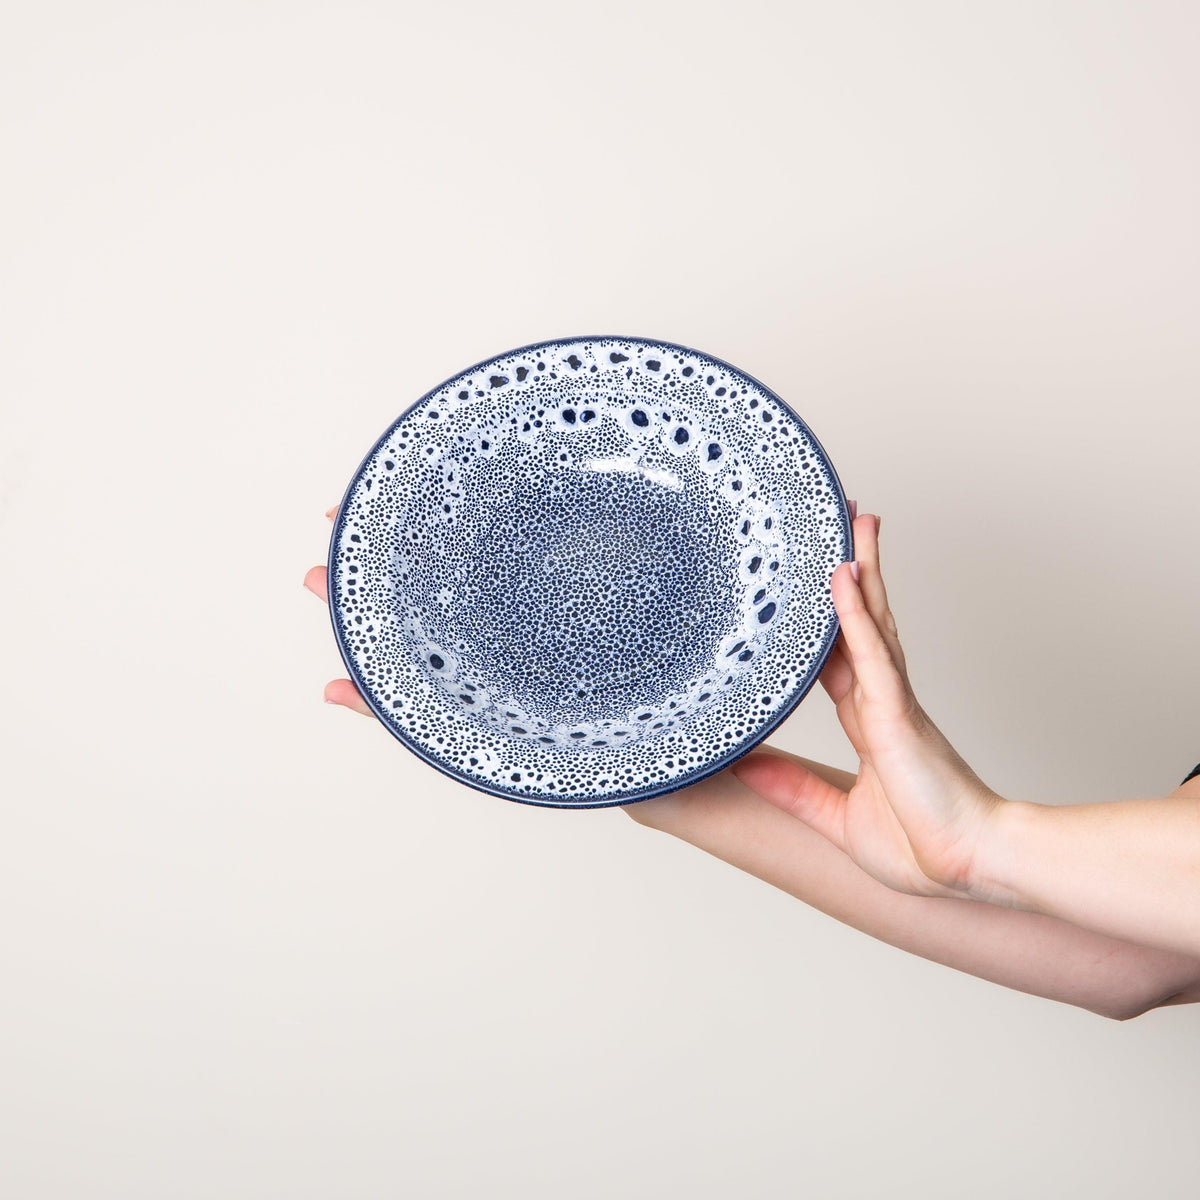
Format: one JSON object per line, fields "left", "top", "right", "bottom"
{"left": 328, "top": 335, "right": 852, "bottom": 808}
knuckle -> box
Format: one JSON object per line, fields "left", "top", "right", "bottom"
{"left": 871, "top": 635, "right": 896, "bottom": 667}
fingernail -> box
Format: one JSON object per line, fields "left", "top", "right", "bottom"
{"left": 325, "top": 698, "right": 338, "bottom": 705}
{"left": 850, "top": 560, "right": 860, "bottom": 583}
{"left": 848, "top": 499, "right": 858, "bottom": 519}
{"left": 325, "top": 506, "right": 338, "bottom": 521}
{"left": 874, "top": 515, "right": 881, "bottom": 535}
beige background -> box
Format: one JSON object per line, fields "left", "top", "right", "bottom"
{"left": 2, "top": 2, "right": 1198, "bottom": 1197}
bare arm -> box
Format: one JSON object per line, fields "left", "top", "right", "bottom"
{"left": 307, "top": 505, "right": 1200, "bottom": 1018}
{"left": 972, "top": 773, "right": 1200, "bottom": 961}
{"left": 627, "top": 753, "right": 1200, "bottom": 1020}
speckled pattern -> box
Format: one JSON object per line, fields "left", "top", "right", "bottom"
{"left": 328, "top": 335, "right": 851, "bottom": 807}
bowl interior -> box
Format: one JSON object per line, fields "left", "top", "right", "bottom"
{"left": 395, "top": 419, "right": 781, "bottom": 750}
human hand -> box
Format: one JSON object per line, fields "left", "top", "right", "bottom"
{"left": 731, "top": 513, "right": 1005, "bottom": 901}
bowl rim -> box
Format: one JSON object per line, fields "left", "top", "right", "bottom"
{"left": 326, "top": 333, "right": 854, "bottom": 809}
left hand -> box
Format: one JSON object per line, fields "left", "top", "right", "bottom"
{"left": 303, "top": 506, "right": 378, "bottom": 716}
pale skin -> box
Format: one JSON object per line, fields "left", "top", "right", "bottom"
{"left": 306, "top": 505, "right": 1200, "bottom": 1019}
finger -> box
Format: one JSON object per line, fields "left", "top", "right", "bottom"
{"left": 830, "top": 560, "right": 910, "bottom": 709}
{"left": 731, "top": 750, "right": 848, "bottom": 853}
{"left": 819, "top": 636, "right": 852, "bottom": 700}
{"left": 854, "top": 513, "right": 908, "bottom": 679}
{"left": 324, "top": 678, "right": 375, "bottom": 717}
{"left": 819, "top": 648, "right": 871, "bottom": 758}
{"left": 834, "top": 682, "right": 871, "bottom": 758}
{"left": 623, "top": 792, "right": 675, "bottom": 828}
{"left": 326, "top": 505, "right": 338, "bottom": 522}
{"left": 819, "top": 633, "right": 854, "bottom": 705}
{"left": 303, "top": 565, "right": 329, "bottom": 604}
{"left": 818, "top": 628, "right": 871, "bottom": 760}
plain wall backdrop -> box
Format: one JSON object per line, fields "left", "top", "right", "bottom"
{"left": 2, "top": 2, "right": 1198, "bottom": 1197}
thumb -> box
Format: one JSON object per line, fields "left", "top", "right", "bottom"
{"left": 731, "top": 751, "right": 848, "bottom": 853}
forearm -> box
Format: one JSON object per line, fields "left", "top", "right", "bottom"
{"left": 975, "top": 793, "right": 1200, "bottom": 960}
{"left": 629, "top": 766, "right": 1200, "bottom": 1018}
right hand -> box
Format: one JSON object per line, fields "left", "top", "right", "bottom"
{"left": 731, "top": 512, "right": 1006, "bottom": 901}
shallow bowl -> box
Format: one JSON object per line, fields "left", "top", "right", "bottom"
{"left": 328, "top": 335, "right": 852, "bottom": 808}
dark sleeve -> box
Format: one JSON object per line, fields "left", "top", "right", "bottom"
{"left": 1183, "top": 763, "right": 1200, "bottom": 786}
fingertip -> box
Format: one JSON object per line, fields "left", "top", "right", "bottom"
{"left": 323, "top": 679, "right": 374, "bottom": 716}
{"left": 303, "top": 564, "right": 328, "bottom": 601}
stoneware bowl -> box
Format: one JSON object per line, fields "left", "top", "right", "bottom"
{"left": 327, "top": 335, "right": 852, "bottom": 808}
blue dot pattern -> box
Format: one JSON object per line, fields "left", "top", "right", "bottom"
{"left": 328, "top": 336, "right": 850, "bottom": 807}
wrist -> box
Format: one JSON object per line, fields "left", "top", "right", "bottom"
{"left": 966, "top": 795, "right": 1039, "bottom": 908}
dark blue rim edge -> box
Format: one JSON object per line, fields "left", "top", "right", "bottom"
{"left": 326, "top": 333, "right": 854, "bottom": 810}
